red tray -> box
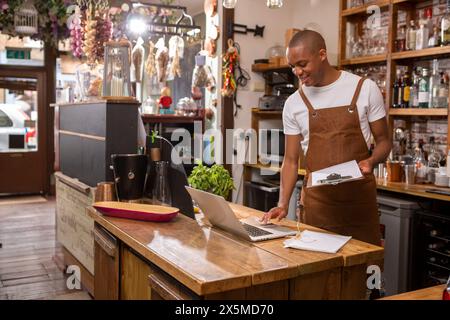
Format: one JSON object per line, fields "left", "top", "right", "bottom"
{"left": 93, "top": 202, "right": 179, "bottom": 222}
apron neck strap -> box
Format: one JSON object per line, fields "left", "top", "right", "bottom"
{"left": 350, "top": 77, "right": 367, "bottom": 107}
{"left": 298, "top": 87, "right": 315, "bottom": 113}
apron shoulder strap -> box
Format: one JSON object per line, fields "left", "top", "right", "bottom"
{"left": 298, "top": 87, "right": 315, "bottom": 113}
{"left": 350, "top": 77, "right": 367, "bottom": 107}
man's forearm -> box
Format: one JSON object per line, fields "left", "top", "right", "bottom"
{"left": 278, "top": 160, "right": 299, "bottom": 208}
{"left": 369, "top": 139, "right": 392, "bottom": 166}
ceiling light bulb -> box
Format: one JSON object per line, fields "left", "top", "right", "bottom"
{"left": 128, "top": 18, "right": 147, "bottom": 34}
{"left": 267, "top": 0, "right": 283, "bottom": 9}
{"left": 223, "top": 0, "right": 237, "bottom": 9}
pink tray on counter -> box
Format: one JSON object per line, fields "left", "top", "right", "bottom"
{"left": 93, "top": 202, "right": 179, "bottom": 222}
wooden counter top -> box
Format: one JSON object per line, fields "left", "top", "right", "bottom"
{"left": 376, "top": 179, "right": 450, "bottom": 202}
{"left": 88, "top": 202, "right": 383, "bottom": 299}
{"left": 88, "top": 207, "right": 300, "bottom": 296}
{"left": 381, "top": 285, "right": 446, "bottom": 300}
{"left": 228, "top": 203, "right": 384, "bottom": 268}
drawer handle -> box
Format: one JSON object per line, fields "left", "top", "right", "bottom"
{"left": 93, "top": 228, "right": 116, "bottom": 258}
{"left": 149, "top": 272, "right": 197, "bottom": 300}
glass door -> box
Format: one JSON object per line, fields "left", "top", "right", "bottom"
{"left": 0, "top": 71, "right": 47, "bottom": 194}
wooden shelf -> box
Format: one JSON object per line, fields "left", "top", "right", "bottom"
{"left": 244, "top": 163, "right": 306, "bottom": 176}
{"left": 340, "top": 54, "right": 388, "bottom": 66}
{"left": 251, "top": 108, "right": 283, "bottom": 116}
{"left": 389, "top": 108, "right": 449, "bottom": 116}
{"left": 141, "top": 114, "right": 204, "bottom": 124}
{"left": 341, "top": 0, "right": 390, "bottom": 17}
{"left": 392, "top": 0, "right": 429, "bottom": 5}
{"left": 391, "top": 46, "right": 450, "bottom": 60}
{"left": 251, "top": 64, "right": 291, "bottom": 73}
{"left": 376, "top": 179, "right": 450, "bottom": 202}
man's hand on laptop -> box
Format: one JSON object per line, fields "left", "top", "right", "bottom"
{"left": 261, "top": 206, "right": 288, "bottom": 224}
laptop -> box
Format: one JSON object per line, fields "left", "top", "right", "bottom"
{"left": 185, "top": 186, "right": 297, "bottom": 242}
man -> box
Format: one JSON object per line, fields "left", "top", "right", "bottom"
{"left": 261, "top": 30, "right": 392, "bottom": 246}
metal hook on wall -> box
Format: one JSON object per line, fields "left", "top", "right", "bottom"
{"left": 232, "top": 23, "right": 265, "bottom": 38}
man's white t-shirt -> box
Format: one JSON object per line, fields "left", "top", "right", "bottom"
{"left": 283, "top": 71, "right": 386, "bottom": 155}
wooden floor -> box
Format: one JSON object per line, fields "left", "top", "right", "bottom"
{"left": 0, "top": 196, "right": 91, "bottom": 300}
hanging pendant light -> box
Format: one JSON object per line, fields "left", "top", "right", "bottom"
{"left": 223, "top": 0, "right": 237, "bottom": 9}
{"left": 267, "top": 0, "right": 283, "bottom": 9}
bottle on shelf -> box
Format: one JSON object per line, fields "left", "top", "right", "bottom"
{"left": 428, "top": 27, "right": 441, "bottom": 48}
{"left": 425, "top": 7, "right": 434, "bottom": 37}
{"left": 416, "top": 22, "right": 429, "bottom": 50}
{"left": 396, "top": 26, "right": 407, "bottom": 52}
{"left": 402, "top": 74, "right": 411, "bottom": 108}
{"left": 407, "top": 20, "right": 417, "bottom": 51}
{"left": 410, "top": 68, "right": 420, "bottom": 107}
{"left": 428, "top": 242, "right": 446, "bottom": 250}
{"left": 430, "top": 229, "right": 440, "bottom": 237}
{"left": 441, "top": 0, "right": 450, "bottom": 46}
{"left": 418, "top": 68, "right": 430, "bottom": 108}
{"left": 392, "top": 70, "right": 401, "bottom": 108}
{"left": 429, "top": 59, "right": 440, "bottom": 108}
{"left": 436, "top": 72, "right": 449, "bottom": 109}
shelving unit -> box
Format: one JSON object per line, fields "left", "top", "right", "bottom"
{"left": 341, "top": 0, "right": 391, "bottom": 17}
{"left": 339, "top": 0, "right": 450, "bottom": 194}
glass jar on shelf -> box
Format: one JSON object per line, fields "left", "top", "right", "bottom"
{"left": 346, "top": 35, "right": 356, "bottom": 59}
{"left": 352, "top": 37, "right": 364, "bottom": 58}
{"left": 141, "top": 96, "right": 157, "bottom": 114}
{"left": 75, "top": 63, "right": 104, "bottom": 101}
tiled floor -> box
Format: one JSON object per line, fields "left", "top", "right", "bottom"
{"left": 0, "top": 196, "right": 91, "bottom": 300}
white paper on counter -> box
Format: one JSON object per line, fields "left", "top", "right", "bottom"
{"left": 308, "top": 160, "right": 363, "bottom": 188}
{"left": 284, "top": 230, "right": 352, "bottom": 254}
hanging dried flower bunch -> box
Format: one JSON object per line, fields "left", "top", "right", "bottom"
{"left": 83, "top": 5, "right": 97, "bottom": 65}
{"left": 222, "top": 39, "right": 239, "bottom": 97}
{"left": 67, "top": 5, "right": 83, "bottom": 58}
{"left": 94, "top": 10, "right": 113, "bottom": 63}
{"left": 145, "top": 41, "right": 156, "bottom": 78}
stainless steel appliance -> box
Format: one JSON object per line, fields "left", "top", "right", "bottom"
{"left": 258, "top": 84, "right": 296, "bottom": 111}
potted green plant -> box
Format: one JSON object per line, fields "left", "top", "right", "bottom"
{"left": 188, "top": 162, "right": 235, "bottom": 199}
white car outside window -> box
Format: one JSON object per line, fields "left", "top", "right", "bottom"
{"left": 0, "top": 104, "right": 29, "bottom": 151}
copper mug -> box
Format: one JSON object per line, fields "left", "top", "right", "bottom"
{"left": 95, "top": 182, "right": 117, "bottom": 202}
{"left": 386, "top": 161, "right": 403, "bottom": 183}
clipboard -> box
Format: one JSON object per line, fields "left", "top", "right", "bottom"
{"left": 307, "top": 160, "right": 364, "bottom": 188}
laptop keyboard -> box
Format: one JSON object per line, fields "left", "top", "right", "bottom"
{"left": 243, "top": 223, "right": 273, "bottom": 237}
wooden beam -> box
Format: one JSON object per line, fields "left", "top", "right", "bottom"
{"left": 221, "top": 7, "right": 234, "bottom": 178}
{"left": 44, "top": 44, "right": 57, "bottom": 195}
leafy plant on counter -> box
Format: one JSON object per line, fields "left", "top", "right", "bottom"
{"left": 188, "top": 163, "right": 235, "bottom": 199}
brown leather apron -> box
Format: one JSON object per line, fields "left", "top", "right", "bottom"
{"left": 299, "top": 77, "right": 381, "bottom": 246}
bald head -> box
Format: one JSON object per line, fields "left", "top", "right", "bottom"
{"left": 288, "top": 30, "right": 326, "bottom": 53}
